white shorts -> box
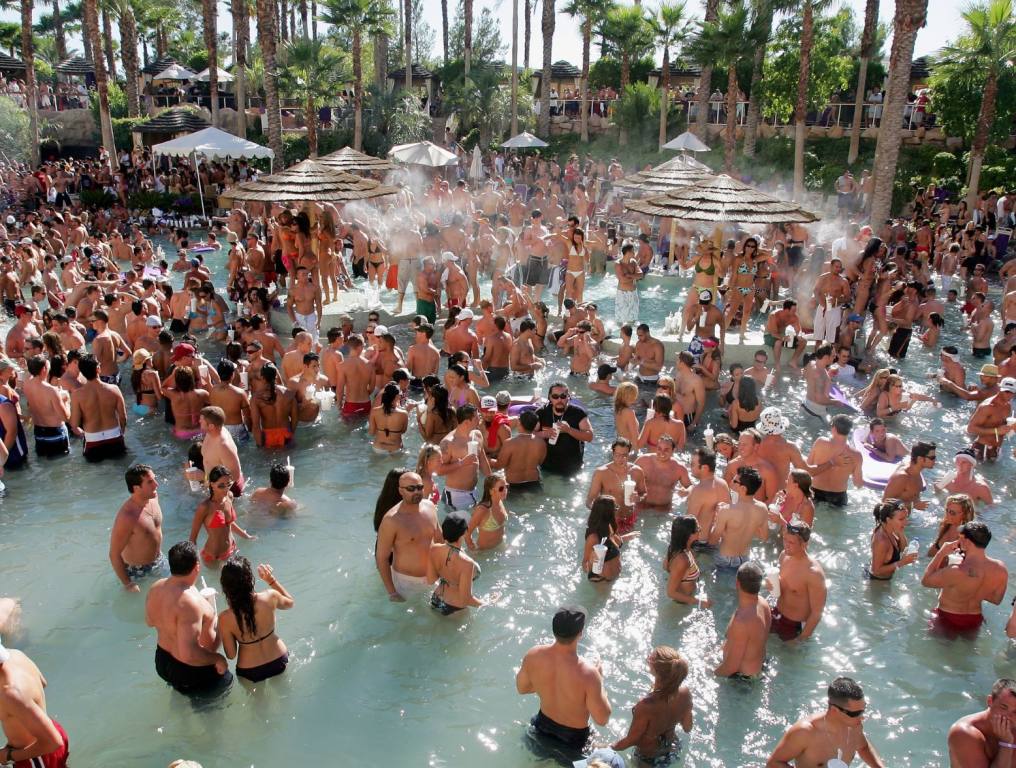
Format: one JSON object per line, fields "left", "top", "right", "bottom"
{"left": 616, "top": 289, "right": 640, "bottom": 325}
{"left": 812, "top": 304, "right": 843, "bottom": 343}
{"left": 294, "top": 311, "right": 319, "bottom": 343}
{"left": 391, "top": 567, "right": 432, "bottom": 596}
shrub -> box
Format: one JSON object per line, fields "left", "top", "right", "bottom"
{"left": 127, "top": 191, "right": 176, "bottom": 211}
{"left": 79, "top": 189, "right": 117, "bottom": 208}
{"left": 932, "top": 151, "right": 962, "bottom": 178}
{"left": 112, "top": 117, "right": 147, "bottom": 151}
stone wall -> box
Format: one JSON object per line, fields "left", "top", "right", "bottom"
{"left": 42, "top": 108, "right": 96, "bottom": 148}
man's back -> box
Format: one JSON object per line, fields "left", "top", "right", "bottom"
{"left": 522, "top": 645, "right": 594, "bottom": 728}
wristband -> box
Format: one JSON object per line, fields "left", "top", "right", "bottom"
{"left": 1000, "top": 741, "right": 1016, "bottom": 749}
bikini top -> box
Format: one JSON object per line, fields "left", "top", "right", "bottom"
{"left": 681, "top": 554, "right": 700, "bottom": 583}
{"left": 478, "top": 503, "right": 504, "bottom": 532}
{"left": 207, "top": 505, "right": 234, "bottom": 530}
{"left": 694, "top": 258, "right": 716, "bottom": 276}
{"left": 236, "top": 625, "right": 275, "bottom": 645}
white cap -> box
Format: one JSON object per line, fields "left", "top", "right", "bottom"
{"left": 441, "top": 251, "right": 458, "bottom": 262}
{"left": 458, "top": 308, "right": 474, "bottom": 321}
{"left": 19, "top": 237, "right": 32, "bottom": 245}
{"left": 4, "top": 215, "right": 14, "bottom": 225}
{"left": 373, "top": 324, "right": 389, "bottom": 337}
{"left": 146, "top": 315, "right": 163, "bottom": 327}
{"left": 1001, "top": 377, "right": 1016, "bottom": 394}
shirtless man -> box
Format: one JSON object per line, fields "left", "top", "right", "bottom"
{"left": 320, "top": 327, "right": 346, "bottom": 391}
{"left": 765, "top": 299, "right": 805, "bottom": 368}
{"left": 936, "top": 449, "right": 993, "bottom": 505}
{"left": 69, "top": 353, "right": 127, "bottom": 462}
{"left": 633, "top": 323, "right": 664, "bottom": 386}
{"left": 335, "top": 334, "right": 374, "bottom": 417}
{"left": 771, "top": 521, "right": 826, "bottom": 642}
{"left": 445, "top": 308, "right": 480, "bottom": 358}
{"left": 289, "top": 353, "right": 329, "bottom": 423}
{"left": 635, "top": 435, "right": 691, "bottom": 511}
{"left": 714, "top": 562, "right": 771, "bottom": 678}
{"left": 441, "top": 252, "right": 469, "bottom": 309}
{"left": 710, "top": 466, "right": 769, "bottom": 570}
{"left": 415, "top": 257, "right": 439, "bottom": 323}
{"left": 767, "top": 676, "right": 884, "bottom": 767}
{"left": 144, "top": 540, "right": 232, "bottom": 694}
{"left": 209, "top": 359, "right": 252, "bottom": 444}
{"left": 723, "top": 430, "right": 778, "bottom": 504}
{"left": 802, "top": 344, "right": 836, "bottom": 420}
{"left": 281, "top": 332, "right": 313, "bottom": 381}
{"left": 756, "top": 407, "right": 818, "bottom": 492}
{"left": 966, "top": 378, "right": 1016, "bottom": 462}
{"left": 0, "top": 641, "right": 71, "bottom": 767}
{"left": 491, "top": 410, "right": 546, "bottom": 491}
{"left": 438, "top": 405, "right": 490, "bottom": 510}
{"left": 686, "top": 448, "right": 731, "bottom": 545}
{"left": 886, "top": 281, "right": 921, "bottom": 360}
{"left": 250, "top": 463, "right": 297, "bottom": 514}
{"left": 91, "top": 309, "right": 131, "bottom": 384}
{"left": 807, "top": 415, "right": 864, "bottom": 508}
{"left": 5, "top": 306, "right": 40, "bottom": 364}
{"left": 948, "top": 678, "right": 1016, "bottom": 768}
{"left": 481, "top": 316, "right": 512, "bottom": 382}
{"left": 675, "top": 351, "right": 705, "bottom": 429}
{"left": 406, "top": 323, "right": 440, "bottom": 388}
{"left": 286, "top": 266, "right": 323, "bottom": 344}
{"left": 510, "top": 319, "right": 545, "bottom": 375}
{"left": 516, "top": 605, "right": 610, "bottom": 757}
{"left": 586, "top": 436, "right": 647, "bottom": 530}
{"left": 557, "top": 321, "right": 598, "bottom": 377}
{"left": 199, "top": 406, "right": 245, "bottom": 496}
{"left": 921, "top": 521, "right": 1009, "bottom": 634}
{"left": 883, "top": 441, "right": 935, "bottom": 510}
{"left": 375, "top": 472, "right": 442, "bottom": 601}
{"left": 24, "top": 356, "right": 71, "bottom": 457}
{"left": 811, "top": 258, "right": 851, "bottom": 345}
{"left": 109, "top": 464, "right": 164, "bottom": 591}
{"left": 615, "top": 243, "right": 642, "bottom": 326}
{"left": 862, "top": 417, "right": 907, "bottom": 462}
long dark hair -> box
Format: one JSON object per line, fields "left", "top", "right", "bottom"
{"left": 585, "top": 495, "right": 616, "bottom": 541}
{"left": 667, "top": 515, "right": 698, "bottom": 563}
{"left": 374, "top": 467, "right": 407, "bottom": 531}
{"left": 220, "top": 555, "right": 258, "bottom": 638}
{"left": 429, "top": 384, "right": 456, "bottom": 427}
{"left": 381, "top": 382, "right": 400, "bottom": 415}
{"left": 261, "top": 363, "right": 279, "bottom": 403}
{"left": 737, "top": 376, "right": 759, "bottom": 412}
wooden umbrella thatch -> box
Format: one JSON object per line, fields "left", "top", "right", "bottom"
{"left": 614, "top": 153, "right": 713, "bottom": 195}
{"left": 317, "top": 147, "right": 396, "bottom": 173}
{"left": 624, "top": 174, "right": 820, "bottom": 224}
{"left": 134, "top": 107, "right": 211, "bottom": 135}
{"left": 142, "top": 55, "right": 178, "bottom": 76}
{"left": 56, "top": 56, "right": 94, "bottom": 76}
{"left": 0, "top": 52, "right": 26, "bottom": 73}
{"left": 224, "top": 159, "right": 400, "bottom": 203}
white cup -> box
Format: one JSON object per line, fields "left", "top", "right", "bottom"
{"left": 467, "top": 440, "right": 478, "bottom": 456}
{"left": 623, "top": 478, "right": 636, "bottom": 506}
{"left": 239, "top": 371, "right": 248, "bottom": 388}
{"left": 548, "top": 424, "right": 560, "bottom": 445}
{"left": 905, "top": 539, "right": 919, "bottom": 557}
{"left": 227, "top": 329, "right": 235, "bottom": 342}
{"left": 703, "top": 425, "right": 714, "bottom": 450}
{"left": 591, "top": 543, "right": 608, "bottom": 574}
{"left": 646, "top": 407, "right": 655, "bottom": 421}
{"left": 766, "top": 566, "right": 781, "bottom": 600}
{"left": 286, "top": 459, "right": 295, "bottom": 488}
{"left": 319, "top": 391, "right": 335, "bottom": 411}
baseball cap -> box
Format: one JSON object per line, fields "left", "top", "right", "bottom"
{"left": 146, "top": 315, "right": 163, "bottom": 328}
{"left": 19, "top": 237, "right": 32, "bottom": 245}
{"left": 698, "top": 289, "right": 712, "bottom": 302}
{"left": 757, "top": 406, "right": 789, "bottom": 436}
{"left": 847, "top": 313, "right": 863, "bottom": 323}
{"left": 597, "top": 363, "right": 617, "bottom": 380}
{"left": 373, "top": 324, "right": 389, "bottom": 337}
{"left": 4, "top": 215, "right": 14, "bottom": 225}
{"left": 979, "top": 363, "right": 1000, "bottom": 378}
{"left": 132, "top": 348, "right": 152, "bottom": 369}
{"left": 495, "top": 390, "right": 512, "bottom": 407}
{"left": 226, "top": 231, "right": 238, "bottom": 243}
{"left": 172, "top": 343, "right": 196, "bottom": 362}
{"left": 480, "top": 395, "right": 497, "bottom": 411}
{"left": 441, "top": 251, "right": 458, "bottom": 262}
{"left": 458, "top": 308, "right": 474, "bottom": 321}
{"left": 1001, "top": 377, "right": 1016, "bottom": 393}
{"left": 552, "top": 604, "right": 587, "bottom": 639}
{"left": 13, "top": 305, "right": 30, "bottom": 318}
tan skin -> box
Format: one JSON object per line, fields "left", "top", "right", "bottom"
{"left": 921, "top": 534, "right": 1009, "bottom": 619}
{"left": 109, "top": 470, "right": 163, "bottom": 592}
{"left": 189, "top": 474, "right": 255, "bottom": 561}
{"left": 869, "top": 506, "right": 918, "bottom": 579}
{"left": 0, "top": 650, "right": 65, "bottom": 764}
{"left": 218, "top": 563, "right": 294, "bottom": 671}
{"left": 948, "top": 688, "right": 1016, "bottom": 768}
{"left": 715, "top": 581, "right": 771, "bottom": 678}
{"left": 375, "top": 473, "right": 443, "bottom": 601}
{"left": 612, "top": 654, "right": 693, "bottom": 758}
{"left": 767, "top": 697, "right": 884, "bottom": 768}
{"left": 775, "top": 530, "right": 827, "bottom": 642}
{"left": 665, "top": 530, "right": 708, "bottom": 607}
{"left": 466, "top": 481, "right": 510, "bottom": 550}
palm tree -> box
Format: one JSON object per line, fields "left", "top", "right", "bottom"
{"left": 563, "top": 0, "right": 610, "bottom": 143}
{"left": 869, "top": 0, "right": 928, "bottom": 224}
{"left": 84, "top": 0, "right": 116, "bottom": 163}
{"left": 651, "top": 1, "right": 690, "bottom": 150}
{"left": 320, "top": 0, "right": 393, "bottom": 151}
{"left": 523, "top": 0, "right": 531, "bottom": 68}
{"left": 441, "top": 0, "right": 449, "bottom": 62}
{"left": 743, "top": 0, "right": 792, "bottom": 157}
{"left": 256, "top": 0, "right": 285, "bottom": 163}
{"left": 278, "top": 38, "right": 344, "bottom": 157}
{"left": 537, "top": 0, "right": 554, "bottom": 137}
{"left": 464, "top": 0, "right": 473, "bottom": 77}
{"left": 598, "top": 3, "right": 653, "bottom": 145}
{"left": 688, "top": 1, "right": 754, "bottom": 170}
{"left": 938, "top": 0, "right": 1016, "bottom": 208}
{"left": 404, "top": 0, "right": 412, "bottom": 92}
{"left": 112, "top": 0, "right": 142, "bottom": 117}
{"left": 691, "top": 0, "right": 718, "bottom": 137}
{"left": 846, "top": 0, "right": 878, "bottom": 164}
{"left": 511, "top": 0, "right": 518, "bottom": 133}
{"left": 102, "top": 6, "right": 117, "bottom": 79}
{"left": 202, "top": 0, "right": 220, "bottom": 126}
{"left": 232, "top": 0, "right": 251, "bottom": 136}
{"left": 791, "top": 0, "right": 825, "bottom": 200}
{"left": 52, "top": 0, "right": 69, "bottom": 60}
{"left": 20, "top": 0, "right": 40, "bottom": 166}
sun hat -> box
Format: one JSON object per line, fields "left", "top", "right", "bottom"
{"left": 757, "top": 406, "right": 790, "bottom": 436}
{"left": 132, "top": 349, "right": 152, "bottom": 369}
{"left": 979, "top": 363, "right": 1000, "bottom": 378}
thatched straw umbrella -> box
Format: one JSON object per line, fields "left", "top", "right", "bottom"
{"left": 224, "top": 159, "right": 399, "bottom": 204}
{"left": 317, "top": 147, "right": 396, "bottom": 174}
{"left": 614, "top": 153, "right": 714, "bottom": 196}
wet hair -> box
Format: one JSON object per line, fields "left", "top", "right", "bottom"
{"left": 381, "top": 382, "right": 400, "bottom": 415}
{"left": 217, "top": 358, "right": 236, "bottom": 381}
{"left": 168, "top": 540, "right": 198, "bottom": 576}
{"left": 911, "top": 440, "right": 936, "bottom": 460}
{"left": 666, "top": 515, "right": 699, "bottom": 562}
{"left": 787, "top": 469, "right": 813, "bottom": 499}
{"left": 830, "top": 414, "right": 853, "bottom": 436}
{"left": 735, "top": 466, "right": 762, "bottom": 496}
{"left": 693, "top": 447, "right": 716, "bottom": 473}
{"left": 737, "top": 376, "right": 759, "bottom": 412}
{"left": 374, "top": 467, "right": 408, "bottom": 532}
{"left": 187, "top": 441, "right": 204, "bottom": 471}
{"left": 873, "top": 498, "right": 906, "bottom": 527}
{"left": 428, "top": 384, "right": 456, "bottom": 428}
{"left": 261, "top": 363, "right": 279, "bottom": 403}
{"left": 441, "top": 512, "right": 469, "bottom": 542}
{"left": 447, "top": 363, "right": 469, "bottom": 383}
{"left": 585, "top": 495, "right": 617, "bottom": 541}
{"left": 736, "top": 561, "right": 764, "bottom": 594}
{"left": 959, "top": 520, "right": 991, "bottom": 548}
{"left": 174, "top": 366, "right": 195, "bottom": 393}
{"left": 207, "top": 465, "right": 233, "bottom": 497}
{"left": 220, "top": 555, "right": 258, "bottom": 638}
{"left": 519, "top": 410, "right": 539, "bottom": 432}
{"left": 124, "top": 463, "right": 154, "bottom": 493}
{"left": 269, "top": 463, "right": 291, "bottom": 491}
{"left": 648, "top": 646, "right": 688, "bottom": 699}
{"left": 456, "top": 403, "right": 477, "bottom": 423}
{"left": 654, "top": 394, "right": 672, "bottom": 420}
{"left": 828, "top": 676, "right": 864, "bottom": 706}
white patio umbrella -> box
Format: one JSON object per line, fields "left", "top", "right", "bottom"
{"left": 153, "top": 63, "right": 196, "bottom": 81}
{"left": 468, "top": 146, "right": 484, "bottom": 180}
{"left": 388, "top": 140, "right": 458, "bottom": 167}
{"left": 501, "top": 131, "right": 549, "bottom": 149}
{"left": 194, "top": 66, "right": 234, "bottom": 83}
{"left": 662, "top": 131, "right": 711, "bottom": 153}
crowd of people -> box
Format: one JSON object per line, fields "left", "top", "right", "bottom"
{"left": 0, "top": 145, "right": 1015, "bottom": 767}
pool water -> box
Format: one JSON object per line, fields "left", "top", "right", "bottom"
{"left": 2, "top": 242, "right": 1014, "bottom": 767}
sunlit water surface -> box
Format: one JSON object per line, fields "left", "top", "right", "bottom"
{"left": 2, "top": 241, "right": 1015, "bottom": 766}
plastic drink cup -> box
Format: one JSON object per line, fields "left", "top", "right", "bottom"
{"left": 623, "top": 478, "right": 636, "bottom": 506}
{"left": 905, "top": 539, "right": 919, "bottom": 557}
{"left": 766, "top": 566, "right": 781, "bottom": 600}
{"left": 467, "top": 440, "right": 478, "bottom": 456}
{"left": 549, "top": 423, "right": 560, "bottom": 445}
{"left": 646, "top": 407, "right": 655, "bottom": 421}
{"left": 591, "top": 542, "right": 608, "bottom": 574}
{"left": 227, "top": 329, "right": 234, "bottom": 342}
{"left": 704, "top": 424, "right": 715, "bottom": 450}
{"left": 286, "top": 457, "right": 295, "bottom": 488}
{"left": 187, "top": 462, "right": 203, "bottom": 493}
{"left": 239, "top": 370, "right": 248, "bottom": 388}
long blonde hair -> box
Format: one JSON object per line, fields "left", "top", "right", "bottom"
{"left": 649, "top": 646, "right": 688, "bottom": 699}
{"left": 613, "top": 381, "right": 638, "bottom": 413}
{"left": 416, "top": 443, "right": 441, "bottom": 476}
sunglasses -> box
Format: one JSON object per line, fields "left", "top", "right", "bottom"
{"left": 550, "top": 393, "right": 569, "bottom": 400}
{"left": 831, "top": 703, "right": 865, "bottom": 718}
{"left": 400, "top": 484, "right": 424, "bottom": 492}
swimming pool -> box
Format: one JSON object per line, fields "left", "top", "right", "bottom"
{"left": 2, "top": 242, "right": 1013, "bottom": 766}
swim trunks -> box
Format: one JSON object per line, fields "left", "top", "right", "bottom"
{"left": 170, "top": 318, "right": 189, "bottom": 333}
{"left": 34, "top": 424, "right": 70, "bottom": 457}
{"left": 99, "top": 373, "right": 121, "bottom": 385}
{"left": 971, "top": 441, "right": 1000, "bottom": 462}
{"left": 887, "top": 326, "right": 912, "bottom": 359}
{"left": 769, "top": 607, "right": 803, "bottom": 641}
{"left": 416, "top": 298, "right": 437, "bottom": 323}
{"left": 508, "top": 479, "right": 543, "bottom": 492}
{"left": 12, "top": 718, "right": 70, "bottom": 768}
{"left": 237, "top": 652, "right": 289, "bottom": 682}
{"left": 172, "top": 427, "right": 203, "bottom": 440}
{"left": 225, "top": 423, "right": 249, "bottom": 443}
{"left": 82, "top": 428, "right": 126, "bottom": 463}
{"left": 125, "top": 552, "right": 167, "bottom": 581}
{"left": 262, "top": 427, "right": 292, "bottom": 449}
{"left": 155, "top": 645, "right": 232, "bottom": 695}
{"left": 443, "top": 487, "right": 478, "bottom": 511}
{"left": 972, "top": 347, "right": 991, "bottom": 358}
{"left": 615, "top": 288, "right": 639, "bottom": 325}
{"left": 391, "top": 567, "right": 432, "bottom": 596}
{"left": 802, "top": 399, "right": 828, "bottom": 420}
{"left": 529, "top": 710, "right": 591, "bottom": 752}
{"left": 812, "top": 488, "right": 848, "bottom": 507}
{"left": 487, "top": 366, "right": 509, "bottom": 381}
{"left": 932, "top": 607, "right": 984, "bottom": 632}
{"left": 341, "top": 400, "right": 371, "bottom": 417}
{"left": 715, "top": 553, "right": 749, "bottom": 570}
{"left": 294, "top": 311, "right": 319, "bottom": 343}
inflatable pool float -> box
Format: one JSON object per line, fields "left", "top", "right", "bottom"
{"left": 829, "top": 384, "right": 860, "bottom": 412}
{"left": 850, "top": 426, "right": 901, "bottom": 489}
{"left": 189, "top": 245, "right": 216, "bottom": 253}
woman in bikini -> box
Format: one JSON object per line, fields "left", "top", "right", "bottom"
{"left": 653, "top": 377, "right": 686, "bottom": 423}
{"left": 867, "top": 498, "right": 917, "bottom": 580}
{"left": 928, "top": 494, "right": 975, "bottom": 557}
{"left": 369, "top": 382, "right": 409, "bottom": 454}
{"left": 415, "top": 444, "right": 443, "bottom": 505}
{"left": 466, "top": 473, "right": 510, "bottom": 550}
{"left": 581, "top": 495, "right": 627, "bottom": 583}
{"left": 219, "top": 556, "right": 294, "bottom": 682}
{"left": 638, "top": 394, "right": 686, "bottom": 451}
{"left": 274, "top": 210, "right": 299, "bottom": 291}
{"left": 564, "top": 228, "right": 589, "bottom": 305}
{"left": 680, "top": 240, "right": 721, "bottom": 330}
{"left": 427, "top": 512, "right": 489, "bottom": 615}
{"left": 294, "top": 210, "right": 317, "bottom": 285}
{"left": 723, "top": 238, "right": 759, "bottom": 340}
{"left": 165, "top": 367, "right": 209, "bottom": 440}
{"left": 365, "top": 235, "right": 388, "bottom": 289}
{"left": 189, "top": 465, "right": 255, "bottom": 565}
{"left": 315, "top": 211, "right": 339, "bottom": 303}
{"left": 418, "top": 383, "right": 457, "bottom": 443}
{"left": 664, "top": 515, "right": 709, "bottom": 606}
{"left": 131, "top": 349, "right": 162, "bottom": 417}
{"left": 769, "top": 469, "right": 815, "bottom": 529}
{"left": 728, "top": 375, "right": 762, "bottom": 434}
{"left": 875, "top": 374, "right": 935, "bottom": 419}
{"left": 852, "top": 237, "right": 883, "bottom": 318}
{"left": 613, "top": 382, "right": 640, "bottom": 446}
{"left": 444, "top": 364, "right": 481, "bottom": 410}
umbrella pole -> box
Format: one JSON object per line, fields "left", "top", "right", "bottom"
{"left": 193, "top": 151, "right": 208, "bottom": 222}
{"left": 668, "top": 218, "right": 677, "bottom": 269}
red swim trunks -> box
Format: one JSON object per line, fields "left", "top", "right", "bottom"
{"left": 262, "top": 427, "right": 292, "bottom": 449}
{"left": 230, "top": 475, "right": 246, "bottom": 497}
{"left": 14, "top": 719, "right": 69, "bottom": 768}
{"left": 932, "top": 608, "right": 984, "bottom": 632}
{"left": 341, "top": 400, "right": 371, "bottom": 417}
{"left": 769, "top": 608, "right": 803, "bottom": 641}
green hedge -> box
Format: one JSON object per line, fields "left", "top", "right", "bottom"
{"left": 79, "top": 189, "right": 117, "bottom": 208}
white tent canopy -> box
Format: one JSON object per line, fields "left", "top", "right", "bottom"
{"left": 388, "top": 140, "right": 458, "bottom": 167}
{"left": 153, "top": 64, "right": 196, "bottom": 81}
{"left": 662, "top": 131, "right": 711, "bottom": 152}
{"left": 501, "top": 131, "right": 548, "bottom": 149}
{"left": 194, "top": 67, "right": 234, "bottom": 83}
{"left": 151, "top": 127, "right": 275, "bottom": 219}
